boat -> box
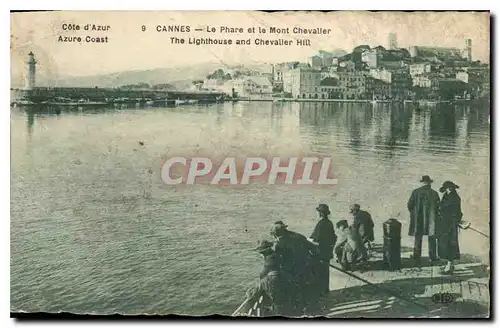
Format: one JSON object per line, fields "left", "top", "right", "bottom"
{"left": 175, "top": 99, "right": 198, "bottom": 106}
{"left": 11, "top": 99, "right": 35, "bottom": 106}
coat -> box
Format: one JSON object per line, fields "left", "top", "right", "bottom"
{"left": 438, "top": 190, "right": 462, "bottom": 260}
{"left": 274, "top": 230, "right": 315, "bottom": 282}
{"left": 310, "top": 217, "right": 337, "bottom": 260}
{"left": 334, "top": 226, "right": 365, "bottom": 266}
{"left": 407, "top": 185, "right": 440, "bottom": 236}
{"left": 248, "top": 268, "right": 293, "bottom": 316}
{"left": 352, "top": 210, "right": 375, "bottom": 242}
{"left": 260, "top": 253, "right": 281, "bottom": 279}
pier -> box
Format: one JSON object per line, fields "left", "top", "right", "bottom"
{"left": 235, "top": 242, "right": 489, "bottom": 318}
{"left": 11, "top": 87, "right": 225, "bottom": 107}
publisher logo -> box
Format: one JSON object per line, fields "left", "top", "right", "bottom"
{"left": 161, "top": 157, "right": 338, "bottom": 185}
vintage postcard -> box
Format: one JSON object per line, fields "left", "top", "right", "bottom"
{"left": 10, "top": 11, "right": 491, "bottom": 318}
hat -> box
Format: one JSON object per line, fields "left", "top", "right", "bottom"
{"left": 254, "top": 239, "right": 273, "bottom": 253}
{"left": 349, "top": 204, "right": 360, "bottom": 213}
{"left": 274, "top": 220, "right": 288, "bottom": 228}
{"left": 420, "top": 175, "right": 433, "bottom": 183}
{"left": 271, "top": 223, "right": 287, "bottom": 237}
{"left": 316, "top": 203, "right": 331, "bottom": 215}
{"left": 439, "top": 181, "right": 459, "bottom": 193}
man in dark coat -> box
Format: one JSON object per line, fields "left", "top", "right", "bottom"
{"left": 310, "top": 204, "right": 336, "bottom": 297}
{"left": 438, "top": 181, "right": 462, "bottom": 274}
{"left": 349, "top": 203, "right": 375, "bottom": 254}
{"left": 271, "top": 221, "right": 319, "bottom": 314}
{"left": 246, "top": 239, "right": 293, "bottom": 316}
{"left": 407, "top": 175, "right": 441, "bottom": 264}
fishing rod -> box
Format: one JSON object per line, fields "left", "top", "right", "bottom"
{"left": 326, "top": 261, "right": 430, "bottom": 312}
{"left": 468, "top": 226, "right": 489, "bottom": 238}
{"left": 459, "top": 220, "right": 489, "bottom": 238}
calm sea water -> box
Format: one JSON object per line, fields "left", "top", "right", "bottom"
{"left": 11, "top": 101, "right": 490, "bottom": 315}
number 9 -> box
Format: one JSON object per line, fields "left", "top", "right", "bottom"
{"left": 141, "top": 25, "right": 146, "bottom": 32}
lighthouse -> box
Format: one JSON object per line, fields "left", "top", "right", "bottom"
{"left": 25, "top": 51, "right": 37, "bottom": 90}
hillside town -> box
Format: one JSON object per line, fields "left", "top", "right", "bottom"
{"left": 197, "top": 33, "right": 490, "bottom": 102}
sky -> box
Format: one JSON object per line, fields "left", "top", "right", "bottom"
{"left": 10, "top": 11, "right": 490, "bottom": 79}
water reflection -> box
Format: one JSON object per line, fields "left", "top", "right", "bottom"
{"left": 297, "top": 101, "right": 489, "bottom": 157}
{"left": 15, "top": 102, "right": 490, "bottom": 164}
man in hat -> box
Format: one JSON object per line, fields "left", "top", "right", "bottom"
{"left": 407, "top": 175, "right": 441, "bottom": 265}
{"left": 271, "top": 221, "right": 318, "bottom": 314}
{"left": 246, "top": 239, "right": 292, "bottom": 316}
{"left": 309, "top": 204, "right": 337, "bottom": 297}
{"left": 349, "top": 203, "right": 375, "bottom": 257}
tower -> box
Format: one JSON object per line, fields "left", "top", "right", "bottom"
{"left": 388, "top": 33, "right": 398, "bottom": 50}
{"left": 26, "top": 51, "right": 36, "bottom": 89}
{"left": 465, "top": 38, "right": 472, "bottom": 62}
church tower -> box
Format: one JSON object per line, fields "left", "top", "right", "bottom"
{"left": 388, "top": 33, "right": 398, "bottom": 50}
{"left": 465, "top": 39, "right": 472, "bottom": 62}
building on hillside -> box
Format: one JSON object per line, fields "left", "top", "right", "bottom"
{"left": 318, "top": 50, "right": 334, "bottom": 67}
{"left": 309, "top": 55, "right": 323, "bottom": 69}
{"left": 431, "top": 78, "right": 468, "bottom": 100}
{"left": 318, "top": 77, "right": 342, "bottom": 99}
{"left": 331, "top": 57, "right": 339, "bottom": 68}
{"left": 272, "top": 62, "right": 298, "bottom": 91}
{"left": 337, "top": 62, "right": 370, "bottom": 99}
{"left": 366, "top": 77, "right": 391, "bottom": 100}
{"left": 369, "top": 69, "right": 392, "bottom": 84}
{"left": 320, "top": 68, "right": 339, "bottom": 80}
{"left": 412, "top": 75, "right": 433, "bottom": 88}
{"left": 232, "top": 76, "right": 272, "bottom": 97}
{"left": 202, "top": 78, "right": 227, "bottom": 92}
{"left": 390, "top": 71, "right": 413, "bottom": 100}
{"left": 351, "top": 45, "right": 371, "bottom": 69}
{"left": 361, "top": 49, "right": 381, "bottom": 69}
{"left": 283, "top": 67, "right": 323, "bottom": 99}
{"left": 380, "top": 60, "right": 408, "bottom": 71}
{"left": 408, "top": 44, "right": 469, "bottom": 62}
{"left": 409, "top": 63, "right": 433, "bottom": 77}
{"left": 369, "top": 66, "right": 411, "bottom": 100}
{"left": 456, "top": 70, "right": 490, "bottom": 99}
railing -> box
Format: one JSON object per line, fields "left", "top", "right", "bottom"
{"left": 232, "top": 290, "right": 268, "bottom": 317}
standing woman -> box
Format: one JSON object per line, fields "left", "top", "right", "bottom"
{"left": 310, "top": 204, "right": 336, "bottom": 297}
{"left": 438, "top": 181, "right": 463, "bottom": 274}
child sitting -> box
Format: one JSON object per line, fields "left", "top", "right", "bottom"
{"left": 334, "top": 220, "right": 368, "bottom": 271}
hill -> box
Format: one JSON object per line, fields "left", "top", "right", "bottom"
{"left": 11, "top": 61, "right": 274, "bottom": 90}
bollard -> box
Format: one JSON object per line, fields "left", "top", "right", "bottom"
{"left": 382, "top": 218, "right": 402, "bottom": 271}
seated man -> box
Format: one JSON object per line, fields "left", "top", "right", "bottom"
{"left": 246, "top": 239, "right": 293, "bottom": 316}
{"left": 334, "top": 220, "right": 368, "bottom": 271}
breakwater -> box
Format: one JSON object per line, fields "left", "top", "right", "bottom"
{"left": 11, "top": 87, "right": 225, "bottom": 106}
